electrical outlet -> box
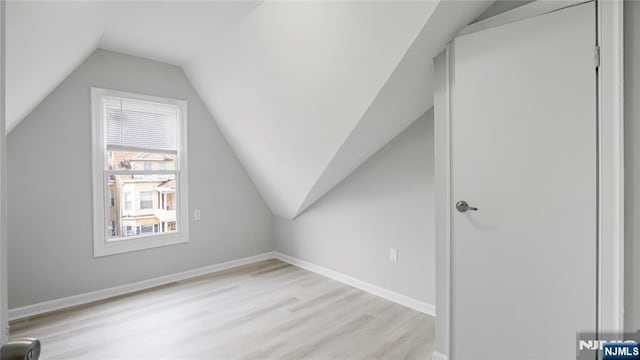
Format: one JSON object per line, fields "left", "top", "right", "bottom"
{"left": 389, "top": 248, "right": 398, "bottom": 263}
{"left": 194, "top": 209, "right": 201, "bottom": 221}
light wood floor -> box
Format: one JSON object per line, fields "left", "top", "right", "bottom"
{"left": 10, "top": 259, "right": 434, "bottom": 359}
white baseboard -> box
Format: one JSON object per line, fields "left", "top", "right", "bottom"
{"left": 9, "top": 251, "right": 435, "bottom": 322}
{"left": 432, "top": 350, "right": 447, "bottom": 360}
{"left": 273, "top": 252, "right": 436, "bottom": 316}
{"left": 8, "top": 252, "right": 276, "bottom": 321}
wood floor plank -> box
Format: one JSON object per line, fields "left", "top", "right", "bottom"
{"left": 10, "top": 260, "right": 434, "bottom": 359}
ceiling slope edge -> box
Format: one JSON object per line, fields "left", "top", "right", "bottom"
{"left": 185, "top": 1, "right": 439, "bottom": 219}
{"left": 7, "top": 46, "right": 102, "bottom": 135}
{"left": 6, "top": 0, "right": 112, "bottom": 133}
{"left": 293, "top": 0, "right": 494, "bottom": 218}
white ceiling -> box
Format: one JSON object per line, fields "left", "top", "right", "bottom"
{"left": 7, "top": 0, "right": 492, "bottom": 219}
{"left": 296, "top": 0, "right": 493, "bottom": 216}
{"left": 7, "top": 1, "right": 109, "bottom": 133}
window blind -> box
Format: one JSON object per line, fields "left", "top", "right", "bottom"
{"left": 105, "top": 97, "right": 178, "bottom": 152}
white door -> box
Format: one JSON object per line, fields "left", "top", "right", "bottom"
{"left": 451, "top": 3, "right": 596, "bottom": 359}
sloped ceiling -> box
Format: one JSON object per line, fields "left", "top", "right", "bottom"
{"left": 6, "top": 1, "right": 110, "bottom": 133}
{"left": 296, "top": 0, "right": 493, "bottom": 216}
{"left": 185, "top": 1, "right": 439, "bottom": 219}
{"left": 7, "top": 0, "right": 492, "bottom": 219}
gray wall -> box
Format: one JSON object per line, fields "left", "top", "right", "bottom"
{"left": 274, "top": 111, "right": 435, "bottom": 305}
{"left": 625, "top": 0, "right": 640, "bottom": 333}
{"left": 7, "top": 49, "right": 272, "bottom": 309}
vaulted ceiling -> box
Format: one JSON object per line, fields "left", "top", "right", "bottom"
{"left": 7, "top": 0, "right": 492, "bottom": 219}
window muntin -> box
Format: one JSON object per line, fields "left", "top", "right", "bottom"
{"left": 92, "top": 88, "right": 188, "bottom": 257}
{"left": 108, "top": 151, "right": 176, "bottom": 171}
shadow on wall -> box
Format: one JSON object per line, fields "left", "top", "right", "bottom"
{"left": 274, "top": 109, "right": 435, "bottom": 306}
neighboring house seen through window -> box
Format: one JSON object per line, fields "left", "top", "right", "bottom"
{"left": 91, "top": 88, "right": 189, "bottom": 257}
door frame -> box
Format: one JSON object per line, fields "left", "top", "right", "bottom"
{"left": 0, "top": 0, "right": 7, "bottom": 344}
{"left": 433, "top": 1, "right": 624, "bottom": 359}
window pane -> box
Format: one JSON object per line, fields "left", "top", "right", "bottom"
{"left": 108, "top": 151, "right": 176, "bottom": 171}
{"left": 107, "top": 174, "right": 178, "bottom": 241}
{"left": 124, "top": 192, "right": 132, "bottom": 211}
{"left": 104, "top": 97, "right": 178, "bottom": 152}
{"left": 140, "top": 191, "right": 153, "bottom": 210}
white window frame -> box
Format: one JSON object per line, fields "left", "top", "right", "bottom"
{"left": 91, "top": 87, "right": 189, "bottom": 257}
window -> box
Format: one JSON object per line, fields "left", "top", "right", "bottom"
{"left": 92, "top": 88, "right": 189, "bottom": 257}
{"left": 123, "top": 225, "right": 135, "bottom": 236}
{"left": 109, "top": 221, "right": 116, "bottom": 236}
{"left": 140, "top": 224, "right": 154, "bottom": 234}
{"left": 140, "top": 191, "right": 153, "bottom": 210}
{"left": 123, "top": 192, "right": 132, "bottom": 211}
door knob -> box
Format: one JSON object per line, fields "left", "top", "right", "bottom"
{"left": 456, "top": 201, "right": 478, "bottom": 213}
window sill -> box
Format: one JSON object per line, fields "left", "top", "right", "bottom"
{"left": 94, "top": 232, "right": 189, "bottom": 257}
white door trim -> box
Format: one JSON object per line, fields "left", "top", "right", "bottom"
{"left": 596, "top": 0, "right": 625, "bottom": 334}
{"left": 434, "top": 0, "right": 624, "bottom": 358}
{"left": 459, "top": 0, "right": 590, "bottom": 36}
{"left": 0, "top": 0, "right": 7, "bottom": 344}
{"left": 433, "top": 47, "right": 452, "bottom": 360}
